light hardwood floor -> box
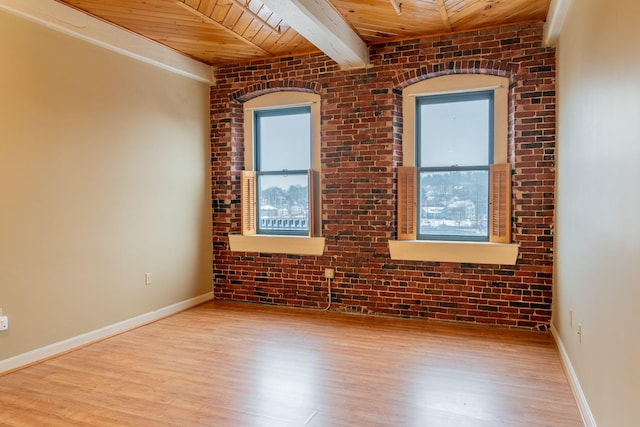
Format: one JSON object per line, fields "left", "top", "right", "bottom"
{"left": 0, "top": 301, "right": 583, "bottom": 426}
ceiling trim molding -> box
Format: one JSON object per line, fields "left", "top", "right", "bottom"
{"left": 0, "top": 0, "right": 214, "bottom": 85}
{"left": 260, "top": 0, "right": 369, "bottom": 70}
{"left": 544, "top": 0, "right": 574, "bottom": 46}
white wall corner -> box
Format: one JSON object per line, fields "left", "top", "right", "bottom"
{"left": 210, "top": 67, "right": 218, "bottom": 87}
{"left": 544, "top": 0, "right": 574, "bottom": 46}
{"left": 550, "top": 324, "right": 598, "bottom": 427}
{"left": 0, "top": 0, "right": 215, "bottom": 85}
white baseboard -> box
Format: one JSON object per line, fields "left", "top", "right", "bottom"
{"left": 550, "top": 323, "right": 598, "bottom": 427}
{"left": 0, "top": 292, "right": 213, "bottom": 374}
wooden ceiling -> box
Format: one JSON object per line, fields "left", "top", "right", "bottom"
{"left": 55, "top": 0, "right": 550, "bottom": 67}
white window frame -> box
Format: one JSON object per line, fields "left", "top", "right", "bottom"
{"left": 229, "top": 92, "right": 325, "bottom": 255}
{"left": 389, "top": 74, "right": 519, "bottom": 264}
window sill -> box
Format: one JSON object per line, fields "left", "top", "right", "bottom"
{"left": 388, "top": 240, "right": 519, "bottom": 265}
{"left": 229, "top": 234, "right": 326, "bottom": 256}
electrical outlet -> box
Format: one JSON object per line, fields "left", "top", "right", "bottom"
{"left": 145, "top": 273, "right": 152, "bottom": 286}
{"left": 324, "top": 268, "right": 335, "bottom": 279}
{"left": 0, "top": 315, "right": 8, "bottom": 331}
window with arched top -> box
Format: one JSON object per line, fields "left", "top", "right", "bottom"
{"left": 230, "top": 91, "right": 325, "bottom": 256}
{"left": 390, "top": 74, "right": 519, "bottom": 264}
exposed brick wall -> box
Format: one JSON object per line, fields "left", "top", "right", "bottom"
{"left": 211, "top": 23, "right": 556, "bottom": 329}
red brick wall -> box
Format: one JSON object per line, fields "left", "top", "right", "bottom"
{"left": 211, "top": 23, "right": 556, "bottom": 329}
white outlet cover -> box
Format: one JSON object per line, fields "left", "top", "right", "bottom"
{"left": 324, "top": 268, "right": 335, "bottom": 279}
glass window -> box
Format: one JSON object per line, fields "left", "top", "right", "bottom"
{"left": 255, "top": 107, "right": 310, "bottom": 171}
{"left": 255, "top": 107, "right": 311, "bottom": 235}
{"left": 416, "top": 91, "right": 493, "bottom": 241}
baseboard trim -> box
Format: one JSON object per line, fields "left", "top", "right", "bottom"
{"left": 550, "top": 323, "right": 598, "bottom": 427}
{"left": 0, "top": 292, "right": 213, "bottom": 375}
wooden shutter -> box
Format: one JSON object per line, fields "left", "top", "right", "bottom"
{"left": 308, "top": 169, "right": 320, "bottom": 237}
{"left": 489, "top": 163, "right": 511, "bottom": 243}
{"left": 397, "top": 166, "right": 417, "bottom": 240}
{"left": 240, "top": 171, "right": 256, "bottom": 235}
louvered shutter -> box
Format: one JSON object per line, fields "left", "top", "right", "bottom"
{"left": 240, "top": 171, "right": 257, "bottom": 235}
{"left": 397, "top": 166, "right": 417, "bottom": 240}
{"left": 308, "top": 169, "right": 320, "bottom": 237}
{"left": 489, "top": 163, "right": 511, "bottom": 243}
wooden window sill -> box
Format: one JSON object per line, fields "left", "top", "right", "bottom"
{"left": 229, "top": 235, "right": 325, "bottom": 256}
{"left": 388, "top": 240, "right": 519, "bottom": 265}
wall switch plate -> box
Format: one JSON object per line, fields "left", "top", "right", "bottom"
{"left": 0, "top": 315, "right": 8, "bottom": 331}
{"left": 145, "top": 273, "right": 152, "bottom": 285}
{"left": 569, "top": 308, "right": 573, "bottom": 328}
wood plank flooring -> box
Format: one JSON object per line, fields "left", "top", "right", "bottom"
{"left": 0, "top": 301, "right": 583, "bottom": 426}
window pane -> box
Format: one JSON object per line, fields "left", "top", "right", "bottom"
{"left": 418, "top": 93, "right": 491, "bottom": 167}
{"left": 258, "top": 173, "right": 309, "bottom": 233}
{"left": 256, "top": 107, "right": 310, "bottom": 171}
{"left": 418, "top": 170, "right": 488, "bottom": 239}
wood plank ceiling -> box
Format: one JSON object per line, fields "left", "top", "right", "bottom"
{"left": 55, "top": 0, "right": 550, "bottom": 67}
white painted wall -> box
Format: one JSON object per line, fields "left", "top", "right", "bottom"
{"left": 0, "top": 10, "right": 212, "bottom": 361}
{"left": 554, "top": 0, "right": 640, "bottom": 425}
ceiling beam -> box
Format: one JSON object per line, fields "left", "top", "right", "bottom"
{"left": 436, "top": 0, "right": 453, "bottom": 32}
{"left": 260, "top": 0, "right": 369, "bottom": 70}
{"left": 0, "top": 0, "right": 214, "bottom": 84}
{"left": 544, "top": 0, "right": 574, "bottom": 46}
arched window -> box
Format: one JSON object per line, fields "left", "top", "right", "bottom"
{"left": 230, "top": 92, "right": 325, "bottom": 255}
{"left": 390, "top": 74, "right": 518, "bottom": 264}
